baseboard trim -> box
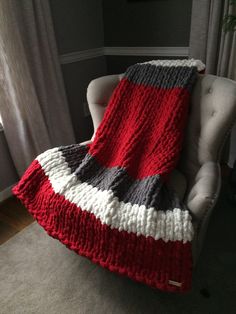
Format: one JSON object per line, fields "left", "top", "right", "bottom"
{"left": 59, "top": 46, "right": 189, "bottom": 64}
{"left": 0, "top": 184, "right": 16, "bottom": 203}
{"left": 103, "top": 46, "right": 189, "bottom": 57}
{"left": 60, "top": 47, "right": 104, "bottom": 64}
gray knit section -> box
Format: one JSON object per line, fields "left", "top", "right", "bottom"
{"left": 59, "top": 144, "right": 88, "bottom": 173}
{"left": 59, "top": 145, "right": 181, "bottom": 211}
{"left": 124, "top": 64, "right": 197, "bottom": 90}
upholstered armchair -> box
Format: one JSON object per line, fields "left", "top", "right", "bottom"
{"left": 86, "top": 73, "right": 236, "bottom": 263}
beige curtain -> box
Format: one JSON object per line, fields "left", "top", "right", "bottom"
{"left": 189, "top": 0, "right": 223, "bottom": 73}
{"left": 218, "top": 2, "right": 236, "bottom": 79}
{"left": 189, "top": 0, "right": 236, "bottom": 78}
{"left": 189, "top": 0, "right": 236, "bottom": 167}
{"left": 0, "top": 0, "right": 75, "bottom": 176}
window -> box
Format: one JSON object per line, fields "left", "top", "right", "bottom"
{"left": 0, "top": 114, "right": 3, "bottom": 131}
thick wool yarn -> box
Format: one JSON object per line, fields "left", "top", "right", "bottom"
{"left": 13, "top": 59, "right": 205, "bottom": 293}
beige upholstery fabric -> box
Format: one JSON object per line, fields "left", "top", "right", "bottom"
{"left": 86, "top": 74, "right": 236, "bottom": 261}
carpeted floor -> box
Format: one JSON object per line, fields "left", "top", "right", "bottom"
{"left": 0, "top": 184, "right": 236, "bottom": 314}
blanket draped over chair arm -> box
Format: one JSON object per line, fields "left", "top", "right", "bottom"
{"left": 86, "top": 73, "right": 236, "bottom": 264}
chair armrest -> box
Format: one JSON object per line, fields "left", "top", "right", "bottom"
{"left": 186, "top": 161, "right": 221, "bottom": 221}
{"left": 87, "top": 74, "right": 123, "bottom": 137}
{"left": 186, "top": 161, "right": 221, "bottom": 262}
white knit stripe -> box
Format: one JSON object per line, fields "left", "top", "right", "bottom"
{"left": 141, "top": 59, "right": 205, "bottom": 72}
{"left": 36, "top": 147, "right": 194, "bottom": 243}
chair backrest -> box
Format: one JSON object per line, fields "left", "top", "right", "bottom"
{"left": 179, "top": 74, "right": 236, "bottom": 184}
{"left": 87, "top": 74, "right": 236, "bottom": 184}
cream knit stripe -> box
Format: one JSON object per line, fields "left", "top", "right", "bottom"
{"left": 36, "top": 147, "right": 194, "bottom": 243}
{"left": 141, "top": 59, "right": 205, "bottom": 72}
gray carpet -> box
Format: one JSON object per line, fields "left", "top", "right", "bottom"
{"left": 1, "top": 185, "right": 236, "bottom": 314}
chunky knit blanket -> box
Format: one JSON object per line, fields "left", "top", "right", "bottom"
{"left": 13, "top": 59, "right": 205, "bottom": 293}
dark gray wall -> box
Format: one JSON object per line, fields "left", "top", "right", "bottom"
{"left": 50, "top": 0, "right": 107, "bottom": 142}
{"left": 50, "top": 0, "right": 104, "bottom": 54}
{"left": 106, "top": 55, "right": 180, "bottom": 74}
{"left": 103, "top": 0, "right": 192, "bottom": 47}
{"left": 62, "top": 57, "right": 107, "bottom": 143}
{"left": 49, "top": 0, "right": 193, "bottom": 140}
{"left": 0, "top": 132, "right": 19, "bottom": 192}
{"left": 103, "top": 0, "right": 192, "bottom": 74}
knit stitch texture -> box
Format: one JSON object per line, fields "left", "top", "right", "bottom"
{"left": 13, "top": 59, "right": 205, "bottom": 293}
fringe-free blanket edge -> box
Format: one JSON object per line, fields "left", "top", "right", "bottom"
{"left": 13, "top": 59, "right": 205, "bottom": 293}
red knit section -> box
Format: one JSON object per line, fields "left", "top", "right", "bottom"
{"left": 13, "top": 160, "right": 192, "bottom": 293}
{"left": 89, "top": 78, "right": 190, "bottom": 180}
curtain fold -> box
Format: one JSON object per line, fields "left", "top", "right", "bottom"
{"left": 0, "top": 0, "right": 75, "bottom": 176}
{"left": 189, "top": 0, "right": 224, "bottom": 74}
{"left": 189, "top": 0, "right": 236, "bottom": 167}
{"left": 217, "top": 1, "right": 236, "bottom": 79}
{"left": 189, "top": 0, "right": 236, "bottom": 78}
